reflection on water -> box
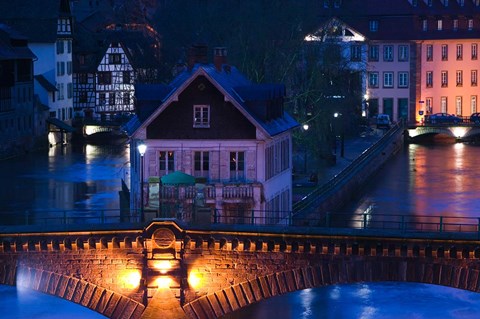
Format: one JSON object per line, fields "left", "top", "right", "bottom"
{"left": 0, "top": 143, "right": 130, "bottom": 216}
{"left": 342, "top": 143, "right": 480, "bottom": 228}
{"left": 223, "top": 282, "right": 480, "bottom": 319}
{"left": 0, "top": 285, "right": 106, "bottom": 319}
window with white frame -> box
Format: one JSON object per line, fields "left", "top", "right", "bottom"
{"left": 468, "top": 19, "right": 474, "bottom": 30}
{"left": 229, "top": 151, "right": 245, "bottom": 181}
{"left": 398, "top": 72, "right": 409, "bottom": 88}
{"left": 369, "top": 20, "right": 378, "bottom": 32}
{"left": 472, "top": 43, "right": 478, "bottom": 60}
{"left": 441, "top": 96, "right": 448, "bottom": 113}
{"left": 471, "top": 95, "right": 477, "bottom": 114}
{"left": 456, "top": 70, "right": 463, "bottom": 86}
{"left": 57, "top": 83, "right": 64, "bottom": 100}
{"left": 159, "top": 151, "right": 175, "bottom": 176}
{"left": 193, "top": 105, "right": 210, "bottom": 128}
{"left": 398, "top": 45, "right": 409, "bottom": 61}
{"left": 441, "top": 71, "right": 448, "bottom": 87}
{"left": 383, "top": 45, "right": 393, "bottom": 61}
{"left": 350, "top": 45, "right": 362, "bottom": 61}
{"left": 426, "top": 71, "right": 433, "bottom": 87}
{"left": 472, "top": 70, "right": 478, "bottom": 86}
{"left": 194, "top": 151, "right": 209, "bottom": 178}
{"left": 426, "top": 45, "right": 433, "bottom": 61}
{"left": 369, "top": 45, "right": 379, "bottom": 61}
{"left": 426, "top": 97, "right": 433, "bottom": 113}
{"left": 383, "top": 72, "right": 394, "bottom": 87}
{"left": 441, "top": 44, "right": 448, "bottom": 60}
{"left": 456, "top": 44, "right": 463, "bottom": 60}
{"left": 437, "top": 19, "right": 443, "bottom": 30}
{"left": 456, "top": 96, "right": 462, "bottom": 115}
{"left": 453, "top": 19, "right": 459, "bottom": 31}
{"left": 422, "top": 19, "right": 428, "bottom": 31}
{"left": 368, "top": 72, "right": 379, "bottom": 88}
{"left": 57, "top": 62, "right": 65, "bottom": 76}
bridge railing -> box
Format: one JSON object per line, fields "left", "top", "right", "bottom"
{"left": 292, "top": 121, "right": 404, "bottom": 216}
{"left": 0, "top": 209, "right": 141, "bottom": 226}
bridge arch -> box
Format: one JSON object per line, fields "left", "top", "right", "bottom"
{"left": 11, "top": 266, "right": 145, "bottom": 319}
{"left": 183, "top": 257, "right": 480, "bottom": 319}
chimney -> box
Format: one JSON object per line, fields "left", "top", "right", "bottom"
{"left": 187, "top": 43, "right": 208, "bottom": 70}
{"left": 213, "top": 47, "right": 227, "bottom": 72}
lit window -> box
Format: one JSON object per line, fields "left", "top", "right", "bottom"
{"left": 441, "top": 44, "right": 448, "bottom": 61}
{"left": 456, "top": 44, "right": 463, "bottom": 60}
{"left": 159, "top": 151, "right": 175, "bottom": 175}
{"left": 472, "top": 44, "right": 478, "bottom": 60}
{"left": 426, "top": 45, "right": 433, "bottom": 61}
{"left": 456, "top": 70, "right": 463, "bottom": 86}
{"left": 383, "top": 72, "right": 394, "bottom": 87}
{"left": 426, "top": 71, "right": 433, "bottom": 88}
{"left": 441, "top": 96, "right": 448, "bottom": 113}
{"left": 441, "top": 71, "right": 448, "bottom": 87}
{"left": 193, "top": 105, "right": 210, "bottom": 128}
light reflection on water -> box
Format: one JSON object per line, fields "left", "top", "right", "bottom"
{"left": 223, "top": 282, "right": 480, "bottom": 319}
{"left": 0, "top": 143, "right": 130, "bottom": 215}
{"left": 342, "top": 143, "right": 480, "bottom": 229}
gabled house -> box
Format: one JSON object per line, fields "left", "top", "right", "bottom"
{"left": 125, "top": 46, "right": 299, "bottom": 224}
{"left": 0, "top": 0, "right": 75, "bottom": 145}
{"left": 73, "top": 23, "right": 161, "bottom": 121}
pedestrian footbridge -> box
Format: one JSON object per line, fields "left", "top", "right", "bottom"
{"left": 1, "top": 220, "right": 480, "bottom": 319}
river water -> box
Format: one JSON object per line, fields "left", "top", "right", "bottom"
{"left": 2, "top": 142, "right": 480, "bottom": 317}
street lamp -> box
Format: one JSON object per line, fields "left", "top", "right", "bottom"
{"left": 334, "top": 113, "right": 345, "bottom": 158}
{"left": 137, "top": 142, "right": 147, "bottom": 223}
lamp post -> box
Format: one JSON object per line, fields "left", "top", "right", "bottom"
{"left": 334, "top": 112, "right": 344, "bottom": 158}
{"left": 137, "top": 142, "right": 147, "bottom": 223}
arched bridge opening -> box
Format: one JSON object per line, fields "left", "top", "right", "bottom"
{"left": 407, "top": 125, "right": 480, "bottom": 143}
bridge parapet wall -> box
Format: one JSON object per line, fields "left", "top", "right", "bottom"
{"left": 0, "top": 229, "right": 145, "bottom": 319}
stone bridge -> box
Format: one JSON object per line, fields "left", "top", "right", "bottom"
{"left": 407, "top": 124, "right": 480, "bottom": 142}
{"left": 1, "top": 220, "right": 480, "bottom": 319}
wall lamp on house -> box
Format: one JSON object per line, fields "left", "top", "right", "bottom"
{"left": 302, "top": 123, "right": 309, "bottom": 131}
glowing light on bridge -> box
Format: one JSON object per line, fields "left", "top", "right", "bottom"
{"left": 451, "top": 127, "right": 468, "bottom": 139}
{"left": 188, "top": 271, "right": 202, "bottom": 289}
{"left": 153, "top": 260, "right": 172, "bottom": 274}
{"left": 120, "top": 270, "right": 141, "bottom": 289}
{"left": 156, "top": 276, "right": 172, "bottom": 289}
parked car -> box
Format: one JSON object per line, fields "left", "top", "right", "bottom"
{"left": 470, "top": 113, "right": 480, "bottom": 124}
{"left": 376, "top": 114, "right": 391, "bottom": 129}
{"left": 425, "top": 113, "right": 462, "bottom": 124}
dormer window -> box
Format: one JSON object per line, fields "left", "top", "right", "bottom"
{"left": 369, "top": 20, "right": 378, "bottom": 32}
{"left": 193, "top": 105, "right": 210, "bottom": 128}
{"left": 437, "top": 19, "right": 443, "bottom": 31}
{"left": 468, "top": 19, "right": 474, "bottom": 30}
{"left": 453, "top": 19, "right": 458, "bottom": 31}
{"left": 458, "top": 0, "right": 465, "bottom": 6}
{"left": 422, "top": 19, "right": 428, "bottom": 31}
